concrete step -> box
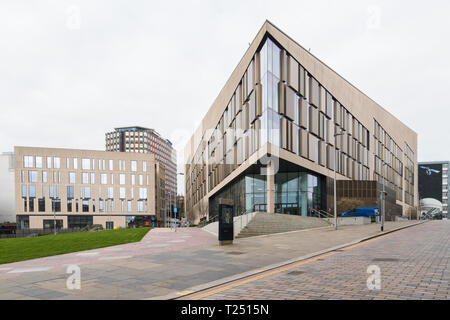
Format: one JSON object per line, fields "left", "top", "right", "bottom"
{"left": 236, "top": 213, "right": 331, "bottom": 238}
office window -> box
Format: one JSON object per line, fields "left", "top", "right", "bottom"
{"left": 139, "top": 174, "right": 143, "bottom": 186}
{"left": 21, "top": 185, "right": 27, "bottom": 198}
{"left": 46, "top": 157, "right": 52, "bottom": 169}
{"left": 146, "top": 175, "right": 150, "bottom": 185}
{"left": 84, "top": 187, "right": 91, "bottom": 199}
{"left": 119, "top": 187, "right": 126, "bottom": 199}
{"left": 82, "top": 172, "right": 89, "bottom": 184}
{"left": 101, "top": 173, "right": 107, "bottom": 185}
{"left": 28, "top": 171, "right": 38, "bottom": 183}
{"left": 29, "top": 185, "right": 36, "bottom": 198}
{"left": 81, "top": 200, "right": 89, "bottom": 212}
{"left": 66, "top": 158, "right": 70, "bottom": 169}
{"left": 109, "top": 159, "right": 114, "bottom": 171}
{"left": 137, "top": 200, "right": 144, "bottom": 212}
{"left": 36, "top": 156, "right": 43, "bottom": 168}
{"left": 67, "top": 186, "right": 74, "bottom": 199}
{"left": 143, "top": 161, "right": 147, "bottom": 172}
{"left": 119, "top": 174, "right": 126, "bottom": 185}
{"left": 54, "top": 157, "right": 61, "bottom": 169}
{"left": 69, "top": 172, "right": 76, "bottom": 184}
{"left": 91, "top": 172, "right": 95, "bottom": 184}
{"left": 107, "top": 187, "right": 114, "bottom": 199}
{"left": 111, "top": 174, "right": 114, "bottom": 184}
{"left": 99, "top": 199, "right": 104, "bottom": 212}
{"left": 24, "top": 156, "right": 34, "bottom": 168}
{"left": 82, "top": 159, "right": 91, "bottom": 170}
{"left": 131, "top": 175, "right": 136, "bottom": 185}
{"left": 131, "top": 161, "right": 137, "bottom": 172}
{"left": 127, "top": 200, "right": 132, "bottom": 212}
{"left": 139, "top": 188, "right": 147, "bottom": 199}
{"left": 73, "top": 158, "right": 78, "bottom": 169}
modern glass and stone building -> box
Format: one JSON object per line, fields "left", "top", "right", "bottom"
{"left": 15, "top": 146, "right": 166, "bottom": 229}
{"left": 184, "top": 21, "right": 418, "bottom": 224}
{"left": 105, "top": 126, "right": 177, "bottom": 213}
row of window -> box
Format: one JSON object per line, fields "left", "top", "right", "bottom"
{"left": 22, "top": 197, "right": 149, "bottom": 213}
{"left": 21, "top": 184, "right": 148, "bottom": 200}
{"left": 21, "top": 170, "right": 152, "bottom": 186}
{"left": 23, "top": 156, "right": 147, "bottom": 172}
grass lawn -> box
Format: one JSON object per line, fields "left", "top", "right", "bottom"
{"left": 0, "top": 227, "right": 150, "bottom": 265}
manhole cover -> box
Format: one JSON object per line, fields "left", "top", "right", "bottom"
{"left": 287, "top": 271, "right": 305, "bottom": 276}
{"left": 227, "top": 251, "right": 244, "bottom": 255}
{"left": 372, "top": 258, "right": 400, "bottom": 262}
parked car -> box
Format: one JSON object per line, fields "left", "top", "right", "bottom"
{"left": 338, "top": 207, "right": 380, "bottom": 218}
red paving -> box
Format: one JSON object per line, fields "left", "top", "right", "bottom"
{"left": 0, "top": 228, "right": 216, "bottom": 279}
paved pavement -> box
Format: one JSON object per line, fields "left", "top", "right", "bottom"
{"left": 0, "top": 221, "right": 423, "bottom": 299}
{"left": 189, "top": 221, "right": 450, "bottom": 300}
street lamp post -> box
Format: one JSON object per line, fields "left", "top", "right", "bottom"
{"left": 174, "top": 172, "right": 184, "bottom": 230}
{"left": 51, "top": 196, "right": 59, "bottom": 235}
{"left": 334, "top": 130, "right": 344, "bottom": 231}
{"left": 380, "top": 163, "right": 387, "bottom": 232}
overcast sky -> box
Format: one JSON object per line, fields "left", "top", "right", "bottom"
{"left": 1, "top": 0, "right": 449, "bottom": 194}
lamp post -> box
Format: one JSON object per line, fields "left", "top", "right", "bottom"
{"left": 380, "top": 163, "right": 387, "bottom": 232}
{"left": 107, "top": 197, "right": 112, "bottom": 230}
{"left": 51, "top": 196, "right": 60, "bottom": 235}
{"left": 334, "top": 130, "right": 344, "bottom": 231}
{"left": 174, "top": 172, "right": 184, "bottom": 230}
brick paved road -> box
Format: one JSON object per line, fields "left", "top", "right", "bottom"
{"left": 200, "top": 221, "right": 450, "bottom": 300}
{"left": 0, "top": 221, "right": 423, "bottom": 299}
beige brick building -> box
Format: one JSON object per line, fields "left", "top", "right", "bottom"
{"left": 15, "top": 146, "right": 165, "bottom": 229}
{"left": 184, "top": 21, "right": 418, "bottom": 224}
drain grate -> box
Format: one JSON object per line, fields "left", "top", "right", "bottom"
{"left": 287, "top": 271, "right": 305, "bottom": 276}
{"left": 372, "top": 258, "right": 400, "bottom": 262}
{"left": 227, "top": 251, "right": 244, "bottom": 255}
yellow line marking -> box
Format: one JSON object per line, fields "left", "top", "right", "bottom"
{"left": 176, "top": 290, "right": 195, "bottom": 295}
{"left": 188, "top": 251, "right": 337, "bottom": 300}
{"left": 185, "top": 226, "right": 416, "bottom": 300}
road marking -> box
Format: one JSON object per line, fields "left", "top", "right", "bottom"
{"left": 169, "top": 240, "right": 185, "bottom": 243}
{"left": 176, "top": 290, "right": 195, "bottom": 295}
{"left": 76, "top": 252, "right": 100, "bottom": 257}
{"left": 187, "top": 251, "right": 337, "bottom": 300}
{"left": 8, "top": 267, "right": 52, "bottom": 273}
{"left": 98, "top": 256, "right": 132, "bottom": 261}
{"left": 184, "top": 226, "right": 416, "bottom": 300}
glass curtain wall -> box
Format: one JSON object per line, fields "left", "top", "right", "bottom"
{"left": 209, "top": 170, "right": 323, "bottom": 219}
{"left": 275, "top": 172, "right": 323, "bottom": 216}
{"left": 209, "top": 174, "right": 266, "bottom": 220}
{"left": 260, "top": 37, "right": 281, "bottom": 147}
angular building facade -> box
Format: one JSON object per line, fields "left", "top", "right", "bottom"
{"left": 105, "top": 127, "right": 177, "bottom": 213}
{"left": 15, "top": 146, "right": 166, "bottom": 229}
{"left": 184, "top": 21, "right": 418, "bottom": 224}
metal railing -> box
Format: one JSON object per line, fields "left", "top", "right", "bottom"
{"left": 309, "top": 208, "right": 334, "bottom": 219}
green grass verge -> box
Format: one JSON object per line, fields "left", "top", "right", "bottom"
{"left": 0, "top": 227, "right": 150, "bottom": 265}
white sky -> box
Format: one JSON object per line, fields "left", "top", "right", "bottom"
{"left": 1, "top": 0, "right": 449, "bottom": 195}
